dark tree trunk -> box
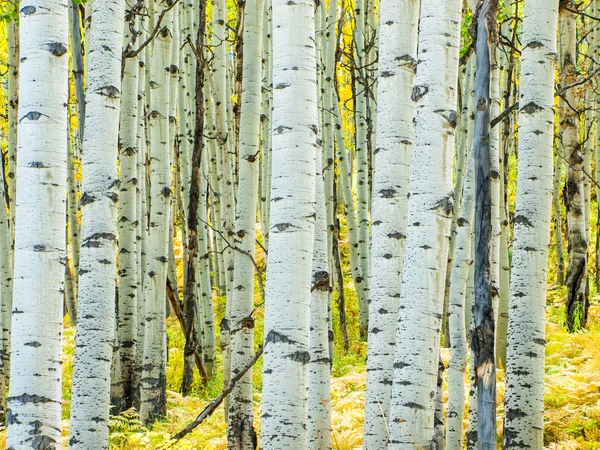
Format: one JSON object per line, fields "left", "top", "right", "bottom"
{"left": 181, "top": 0, "right": 208, "bottom": 396}
{"left": 470, "top": 1, "right": 498, "bottom": 448}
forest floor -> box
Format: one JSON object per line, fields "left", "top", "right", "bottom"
{"left": 53, "top": 288, "right": 600, "bottom": 448}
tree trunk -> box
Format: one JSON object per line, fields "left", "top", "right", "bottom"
{"left": 503, "top": 0, "right": 558, "bottom": 447}
{"left": 560, "top": 1, "right": 589, "bottom": 332}
{"left": 387, "top": 0, "right": 461, "bottom": 446}
{"left": 69, "top": 0, "right": 125, "bottom": 446}
{"left": 139, "top": 4, "right": 174, "bottom": 423}
{"left": 446, "top": 140, "right": 474, "bottom": 450}
{"left": 227, "top": 0, "right": 263, "bottom": 447}
{"left": 307, "top": 141, "right": 332, "bottom": 450}
{"left": 471, "top": 3, "right": 498, "bottom": 448}
{"left": 5, "top": 0, "right": 69, "bottom": 446}
{"left": 363, "top": 1, "right": 419, "bottom": 447}
{"left": 259, "top": 0, "right": 318, "bottom": 446}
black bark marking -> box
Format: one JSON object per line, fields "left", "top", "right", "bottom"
{"left": 388, "top": 232, "right": 406, "bottom": 240}
{"left": 411, "top": 85, "right": 429, "bottom": 102}
{"left": 47, "top": 42, "right": 68, "bottom": 57}
{"left": 311, "top": 270, "right": 330, "bottom": 292}
{"left": 21, "top": 111, "right": 42, "bottom": 122}
{"left": 393, "top": 361, "right": 410, "bottom": 369}
{"left": 21, "top": 5, "right": 36, "bottom": 15}
{"left": 265, "top": 330, "right": 298, "bottom": 345}
{"left": 24, "top": 341, "right": 41, "bottom": 347}
{"left": 520, "top": 102, "right": 543, "bottom": 115}
{"left": 286, "top": 351, "right": 310, "bottom": 364}
{"left": 514, "top": 215, "right": 533, "bottom": 227}
{"left": 379, "top": 188, "right": 396, "bottom": 198}
{"left": 80, "top": 192, "right": 96, "bottom": 206}
{"left": 97, "top": 85, "right": 121, "bottom": 99}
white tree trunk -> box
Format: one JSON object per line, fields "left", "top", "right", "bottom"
{"left": 5, "top": 0, "right": 69, "bottom": 447}
{"left": 227, "top": 1, "right": 264, "bottom": 447}
{"left": 362, "top": 1, "right": 419, "bottom": 448}
{"left": 503, "top": 0, "right": 558, "bottom": 447}
{"left": 260, "top": 0, "right": 318, "bottom": 447}
{"left": 353, "top": 0, "right": 371, "bottom": 338}
{"left": 307, "top": 141, "right": 332, "bottom": 450}
{"left": 446, "top": 146, "right": 474, "bottom": 450}
{"left": 69, "top": 0, "right": 124, "bottom": 446}
{"left": 387, "top": 0, "right": 461, "bottom": 446}
{"left": 112, "top": 11, "right": 141, "bottom": 412}
{"left": 140, "top": 6, "right": 173, "bottom": 423}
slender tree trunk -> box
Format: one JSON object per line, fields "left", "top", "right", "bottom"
{"left": 353, "top": 0, "right": 371, "bottom": 338}
{"left": 112, "top": 9, "right": 141, "bottom": 413}
{"left": 471, "top": 3, "right": 498, "bottom": 448}
{"left": 5, "top": 0, "right": 69, "bottom": 446}
{"left": 560, "top": 1, "right": 588, "bottom": 331}
{"left": 69, "top": 0, "right": 125, "bottom": 446}
{"left": 181, "top": 0, "right": 208, "bottom": 398}
{"left": 1, "top": 19, "right": 18, "bottom": 401}
{"left": 307, "top": 140, "right": 332, "bottom": 450}
{"left": 503, "top": 0, "right": 558, "bottom": 446}
{"left": 139, "top": 4, "right": 174, "bottom": 423}
{"left": 446, "top": 143, "right": 474, "bottom": 450}
{"left": 259, "top": 0, "right": 318, "bottom": 446}
{"left": 362, "top": 1, "right": 419, "bottom": 447}
{"left": 387, "top": 0, "right": 461, "bottom": 446}
{"left": 226, "top": 1, "right": 264, "bottom": 447}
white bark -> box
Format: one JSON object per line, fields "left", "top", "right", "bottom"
{"left": 362, "top": 1, "right": 419, "bottom": 448}
{"left": 139, "top": 6, "right": 173, "bottom": 423}
{"left": 113, "top": 10, "right": 141, "bottom": 412}
{"left": 69, "top": 0, "right": 124, "bottom": 446}
{"left": 387, "top": 0, "right": 461, "bottom": 446}
{"left": 308, "top": 135, "right": 332, "bottom": 450}
{"left": 503, "top": 0, "right": 558, "bottom": 447}
{"left": 227, "top": 1, "right": 264, "bottom": 447}
{"left": 260, "top": 0, "right": 318, "bottom": 447}
{"left": 353, "top": 0, "right": 371, "bottom": 336}
{"left": 446, "top": 146, "right": 474, "bottom": 450}
{"left": 6, "top": 0, "right": 69, "bottom": 447}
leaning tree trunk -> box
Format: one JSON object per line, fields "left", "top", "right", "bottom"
{"left": 387, "top": 0, "right": 461, "bottom": 446}
{"left": 5, "top": 0, "right": 69, "bottom": 447}
{"left": 560, "top": 1, "right": 588, "bottom": 332}
{"left": 503, "top": 0, "right": 558, "bottom": 447}
{"left": 139, "top": 6, "right": 174, "bottom": 424}
{"left": 259, "top": 0, "right": 318, "bottom": 447}
{"left": 362, "top": 1, "right": 419, "bottom": 448}
{"left": 227, "top": 0, "right": 264, "bottom": 447}
{"left": 69, "top": 0, "right": 125, "bottom": 447}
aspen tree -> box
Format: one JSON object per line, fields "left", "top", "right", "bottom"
{"left": 227, "top": 0, "right": 264, "bottom": 447}
{"left": 560, "top": 0, "right": 589, "bottom": 331}
{"left": 470, "top": 2, "right": 498, "bottom": 447}
{"left": 387, "top": 0, "right": 461, "bottom": 446}
{"left": 362, "top": 1, "right": 419, "bottom": 448}
{"left": 446, "top": 141, "right": 475, "bottom": 450}
{"left": 353, "top": 0, "right": 370, "bottom": 337}
{"left": 504, "top": 0, "right": 558, "bottom": 446}
{"left": 307, "top": 144, "right": 332, "bottom": 450}
{"left": 139, "top": 2, "right": 174, "bottom": 423}
{"left": 112, "top": 7, "right": 142, "bottom": 412}
{"left": 260, "top": 0, "right": 318, "bottom": 446}
{"left": 5, "top": 0, "right": 69, "bottom": 446}
{"left": 69, "top": 0, "right": 125, "bottom": 446}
